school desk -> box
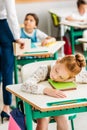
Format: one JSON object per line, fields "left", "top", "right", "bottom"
{"left": 13, "top": 39, "right": 65, "bottom": 84}
{"left": 7, "top": 60, "right": 87, "bottom": 130}
{"left": 7, "top": 82, "right": 87, "bottom": 130}
{"left": 60, "top": 20, "right": 87, "bottom": 54}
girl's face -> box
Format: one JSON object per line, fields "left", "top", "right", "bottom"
{"left": 24, "top": 15, "right": 37, "bottom": 32}
{"left": 78, "top": 4, "right": 87, "bottom": 15}
{"left": 50, "top": 61, "right": 70, "bottom": 82}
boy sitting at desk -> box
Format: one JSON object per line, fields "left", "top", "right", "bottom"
{"left": 66, "top": 0, "right": 87, "bottom": 22}
{"left": 64, "top": 0, "right": 87, "bottom": 54}
{"left": 21, "top": 53, "right": 86, "bottom": 130}
{"left": 21, "top": 13, "right": 56, "bottom": 48}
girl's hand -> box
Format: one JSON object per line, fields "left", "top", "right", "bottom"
{"left": 41, "top": 37, "right": 56, "bottom": 46}
{"left": 43, "top": 87, "right": 67, "bottom": 98}
{"left": 41, "top": 39, "right": 49, "bottom": 46}
{"left": 15, "top": 38, "right": 25, "bottom": 49}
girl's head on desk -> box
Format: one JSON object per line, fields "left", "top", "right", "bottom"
{"left": 50, "top": 53, "right": 86, "bottom": 82}
{"left": 77, "top": 0, "right": 87, "bottom": 15}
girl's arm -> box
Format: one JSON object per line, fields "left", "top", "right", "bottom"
{"left": 21, "top": 65, "right": 49, "bottom": 94}
{"left": 66, "top": 16, "right": 87, "bottom": 22}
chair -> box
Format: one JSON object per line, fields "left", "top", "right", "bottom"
{"left": 49, "top": 12, "right": 64, "bottom": 56}
{"left": 49, "top": 12, "right": 61, "bottom": 39}
{"left": 21, "top": 60, "right": 76, "bottom": 130}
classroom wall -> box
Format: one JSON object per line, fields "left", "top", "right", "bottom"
{"left": 16, "top": 0, "right": 77, "bottom": 36}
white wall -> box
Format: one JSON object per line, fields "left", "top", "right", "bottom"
{"left": 16, "top": 0, "right": 77, "bottom": 35}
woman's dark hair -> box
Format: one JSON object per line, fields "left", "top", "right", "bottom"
{"left": 77, "top": 0, "right": 87, "bottom": 7}
{"left": 24, "top": 13, "right": 39, "bottom": 26}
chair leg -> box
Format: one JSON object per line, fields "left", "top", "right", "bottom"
{"left": 68, "top": 114, "right": 76, "bottom": 130}
{"left": 70, "top": 119, "right": 74, "bottom": 130}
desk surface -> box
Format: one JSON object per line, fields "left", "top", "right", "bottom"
{"left": 78, "top": 38, "right": 87, "bottom": 43}
{"left": 7, "top": 82, "right": 87, "bottom": 112}
{"left": 60, "top": 20, "right": 87, "bottom": 29}
{"left": 14, "top": 40, "right": 65, "bottom": 57}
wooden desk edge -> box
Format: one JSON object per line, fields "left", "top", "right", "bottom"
{"left": 15, "top": 52, "right": 52, "bottom": 57}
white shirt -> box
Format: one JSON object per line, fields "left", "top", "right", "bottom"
{"left": 0, "top": 0, "right": 20, "bottom": 40}
{"left": 23, "top": 29, "right": 48, "bottom": 42}
{"left": 71, "top": 10, "right": 87, "bottom": 21}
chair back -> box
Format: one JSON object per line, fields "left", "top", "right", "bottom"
{"left": 50, "top": 13, "right": 60, "bottom": 27}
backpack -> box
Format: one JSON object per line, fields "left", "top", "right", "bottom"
{"left": 8, "top": 101, "right": 26, "bottom": 130}
{"left": 63, "top": 30, "right": 72, "bottom": 55}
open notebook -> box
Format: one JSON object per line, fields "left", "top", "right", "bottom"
{"left": 48, "top": 79, "right": 77, "bottom": 91}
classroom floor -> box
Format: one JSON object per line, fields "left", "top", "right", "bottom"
{"left": 0, "top": 44, "right": 87, "bottom": 130}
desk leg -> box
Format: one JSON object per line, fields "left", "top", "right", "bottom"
{"left": 54, "top": 52, "right": 58, "bottom": 60}
{"left": 14, "top": 56, "right": 19, "bottom": 84}
{"left": 14, "top": 56, "right": 21, "bottom": 107}
{"left": 24, "top": 102, "right": 33, "bottom": 130}
{"left": 10, "top": 56, "right": 19, "bottom": 109}
{"left": 70, "top": 27, "right": 75, "bottom": 54}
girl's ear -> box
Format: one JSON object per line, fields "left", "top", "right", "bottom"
{"left": 56, "top": 59, "right": 60, "bottom": 64}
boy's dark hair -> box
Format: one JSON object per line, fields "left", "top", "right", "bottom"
{"left": 77, "top": 0, "right": 87, "bottom": 7}
{"left": 24, "top": 13, "right": 39, "bottom": 26}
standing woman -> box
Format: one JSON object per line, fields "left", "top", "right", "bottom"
{"left": 0, "top": 47, "right": 2, "bottom": 83}
{"left": 0, "top": 0, "right": 24, "bottom": 123}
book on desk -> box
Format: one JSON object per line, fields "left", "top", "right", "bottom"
{"left": 48, "top": 79, "right": 77, "bottom": 91}
{"left": 13, "top": 38, "right": 65, "bottom": 56}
